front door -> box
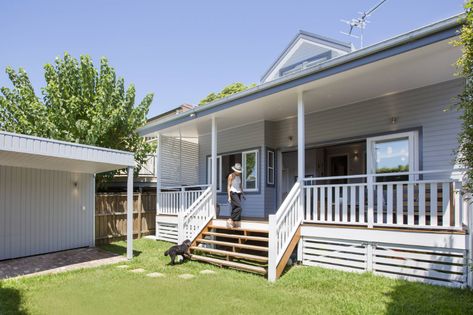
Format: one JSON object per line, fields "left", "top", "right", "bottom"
{"left": 328, "top": 154, "right": 348, "bottom": 184}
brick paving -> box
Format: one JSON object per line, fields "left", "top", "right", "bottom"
{"left": 0, "top": 247, "right": 126, "bottom": 280}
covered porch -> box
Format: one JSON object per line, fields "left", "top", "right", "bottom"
{"left": 147, "top": 34, "right": 465, "bottom": 231}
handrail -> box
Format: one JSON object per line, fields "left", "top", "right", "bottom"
{"left": 161, "top": 184, "right": 210, "bottom": 191}
{"left": 303, "top": 169, "right": 466, "bottom": 182}
{"left": 268, "top": 182, "right": 303, "bottom": 281}
{"left": 177, "top": 186, "right": 214, "bottom": 243}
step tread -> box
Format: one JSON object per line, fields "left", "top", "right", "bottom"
{"left": 196, "top": 239, "right": 269, "bottom": 252}
{"left": 190, "top": 246, "right": 268, "bottom": 262}
{"left": 203, "top": 231, "right": 269, "bottom": 242}
{"left": 208, "top": 224, "right": 268, "bottom": 234}
{"left": 191, "top": 254, "right": 267, "bottom": 275}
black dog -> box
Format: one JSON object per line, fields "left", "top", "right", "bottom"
{"left": 164, "top": 239, "right": 192, "bottom": 265}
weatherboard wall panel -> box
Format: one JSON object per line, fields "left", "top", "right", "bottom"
{"left": 198, "top": 121, "right": 266, "bottom": 218}
{"left": 271, "top": 79, "right": 463, "bottom": 173}
{"left": 0, "top": 165, "right": 94, "bottom": 261}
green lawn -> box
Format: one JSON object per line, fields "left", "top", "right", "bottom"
{"left": 1, "top": 239, "right": 472, "bottom": 315}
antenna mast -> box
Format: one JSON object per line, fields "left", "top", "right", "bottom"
{"left": 341, "top": 0, "right": 388, "bottom": 49}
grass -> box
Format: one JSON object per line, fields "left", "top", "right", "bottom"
{"left": 0, "top": 239, "right": 472, "bottom": 315}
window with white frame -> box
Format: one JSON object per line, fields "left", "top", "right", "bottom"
{"left": 243, "top": 150, "right": 258, "bottom": 191}
{"left": 367, "top": 131, "right": 418, "bottom": 181}
{"left": 267, "top": 150, "right": 275, "bottom": 185}
{"left": 207, "top": 156, "right": 222, "bottom": 192}
{"left": 207, "top": 149, "right": 258, "bottom": 192}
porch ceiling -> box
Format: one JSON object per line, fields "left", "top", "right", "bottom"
{"left": 159, "top": 37, "right": 461, "bottom": 138}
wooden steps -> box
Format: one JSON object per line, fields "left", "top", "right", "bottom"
{"left": 207, "top": 225, "right": 268, "bottom": 234}
{"left": 195, "top": 239, "right": 269, "bottom": 252}
{"left": 191, "top": 246, "right": 268, "bottom": 263}
{"left": 202, "top": 231, "right": 269, "bottom": 242}
{"left": 190, "top": 221, "right": 269, "bottom": 276}
{"left": 191, "top": 254, "right": 267, "bottom": 275}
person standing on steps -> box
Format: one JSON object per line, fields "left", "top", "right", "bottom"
{"left": 227, "top": 163, "right": 245, "bottom": 228}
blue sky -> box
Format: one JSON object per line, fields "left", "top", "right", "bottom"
{"left": 0, "top": 0, "right": 464, "bottom": 118}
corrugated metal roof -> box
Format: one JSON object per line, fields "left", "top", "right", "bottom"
{"left": 0, "top": 131, "right": 135, "bottom": 173}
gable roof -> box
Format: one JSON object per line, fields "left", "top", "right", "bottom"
{"left": 138, "top": 13, "right": 464, "bottom": 136}
{"left": 260, "top": 30, "right": 352, "bottom": 83}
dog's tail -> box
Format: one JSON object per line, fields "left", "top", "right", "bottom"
{"left": 164, "top": 250, "right": 169, "bottom": 256}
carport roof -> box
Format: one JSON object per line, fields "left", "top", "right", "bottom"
{"left": 0, "top": 131, "right": 135, "bottom": 173}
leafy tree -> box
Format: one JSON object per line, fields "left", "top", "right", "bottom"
{"left": 199, "top": 82, "right": 256, "bottom": 105}
{"left": 454, "top": 3, "right": 473, "bottom": 191}
{"left": 0, "top": 53, "right": 155, "bottom": 182}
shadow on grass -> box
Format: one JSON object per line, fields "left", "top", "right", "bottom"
{"left": 99, "top": 243, "right": 142, "bottom": 257}
{"left": 385, "top": 280, "right": 473, "bottom": 314}
{"left": 0, "top": 283, "right": 27, "bottom": 315}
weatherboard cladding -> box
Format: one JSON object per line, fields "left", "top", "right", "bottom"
{"left": 0, "top": 166, "right": 94, "bottom": 260}
{"left": 270, "top": 79, "right": 463, "bottom": 172}
{"left": 198, "top": 121, "right": 266, "bottom": 218}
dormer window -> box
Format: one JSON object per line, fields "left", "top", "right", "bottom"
{"left": 279, "top": 51, "right": 332, "bottom": 77}
{"left": 261, "top": 31, "right": 352, "bottom": 84}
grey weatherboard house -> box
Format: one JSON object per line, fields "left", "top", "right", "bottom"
{"left": 140, "top": 14, "right": 473, "bottom": 286}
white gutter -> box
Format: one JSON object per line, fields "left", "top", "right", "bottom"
{"left": 139, "top": 13, "right": 465, "bottom": 134}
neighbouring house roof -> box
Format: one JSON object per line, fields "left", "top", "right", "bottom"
{"left": 138, "top": 13, "right": 465, "bottom": 136}
{"left": 260, "top": 30, "right": 352, "bottom": 83}
{"left": 0, "top": 131, "right": 135, "bottom": 173}
{"left": 147, "top": 104, "right": 194, "bottom": 124}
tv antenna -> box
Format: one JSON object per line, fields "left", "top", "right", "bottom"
{"left": 341, "top": 0, "right": 388, "bottom": 49}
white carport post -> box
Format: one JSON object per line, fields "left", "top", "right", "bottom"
{"left": 127, "top": 166, "right": 134, "bottom": 259}
{"left": 211, "top": 116, "right": 218, "bottom": 218}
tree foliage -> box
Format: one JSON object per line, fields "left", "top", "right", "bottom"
{"left": 454, "top": 3, "right": 473, "bottom": 191}
{"left": 199, "top": 82, "right": 256, "bottom": 105}
{"left": 0, "top": 53, "right": 155, "bottom": 181}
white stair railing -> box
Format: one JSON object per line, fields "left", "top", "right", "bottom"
{"left": 177, "top": 186, "right": 214, "bottom": 244}
{"left": 268, "top": 182, "right": 303, "bottom": 281}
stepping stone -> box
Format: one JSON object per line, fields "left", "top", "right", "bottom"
{"left": 130, "top": 268, "right": 145, "bottom": 273}
{"left": 200, "top": 270, "right": 216, "bottom": 275}
{"left": 178, "top": 274, "right": 195, "bottom": 280}
{"left": 116, "top": 265, "right": 129, "bottom": 269}
{"left": 146, "top": 272, "right": 165, "bottom": 278}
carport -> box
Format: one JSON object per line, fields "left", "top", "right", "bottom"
{"left": 0, "top": 131, "right": 135, "bottom": 261}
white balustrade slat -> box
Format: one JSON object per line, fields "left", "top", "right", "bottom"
{"left": 419, "top": 183, "right": 426, "bottom": 226}
{"left": 350, "top": 186, "right": 356, "bottom": 223}
{"left": 320, "top": 187, "right": 325, "bottom": 221}
{"left": 396, "top": 184, "right": 403, "bottom": 225}
{"left": 313, "top": 186, "right": 318, "bottom": 221}
{"left": 327, "top": 186, "right": 332, "bottom": 223}
{"left": 442, "top": 182, "right": 450, "bottom": 227}
{"left": 430, "top": 183, "right": 438, "bottom": 226}
{"left": 333, "top": 186, "right": 339, "bottom": 222}
{"left": 387, "top": 184, "right": 393, "bottom": 225}
{"left": 342, "top": 186, "right": 348, "bottom": 223}
{"left": 359, "top": 185, "right": 365, "bottom": 223}
{"left": 377, "top": 185, "right": 383, "bottom": 224}
{"left": 454, "top": 182, "right": 461, "bottom": 228}
{"left": 305, "top": 187, "right": 311, "bottom": 221}
{"left": 407, "top": 184, "right": 414, "bottom": 225}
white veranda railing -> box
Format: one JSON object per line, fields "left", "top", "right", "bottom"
{"left": 177, "top": 186, "right": 214, "bottom": 244}
{"left": 302, "top": 170, "right": 464, "bottom": 230}
{"left": 157, "top": 185, "right": 209, "bottom": 215}
{"left": 268, "top": 181, "right": 303, "bottom": 281}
